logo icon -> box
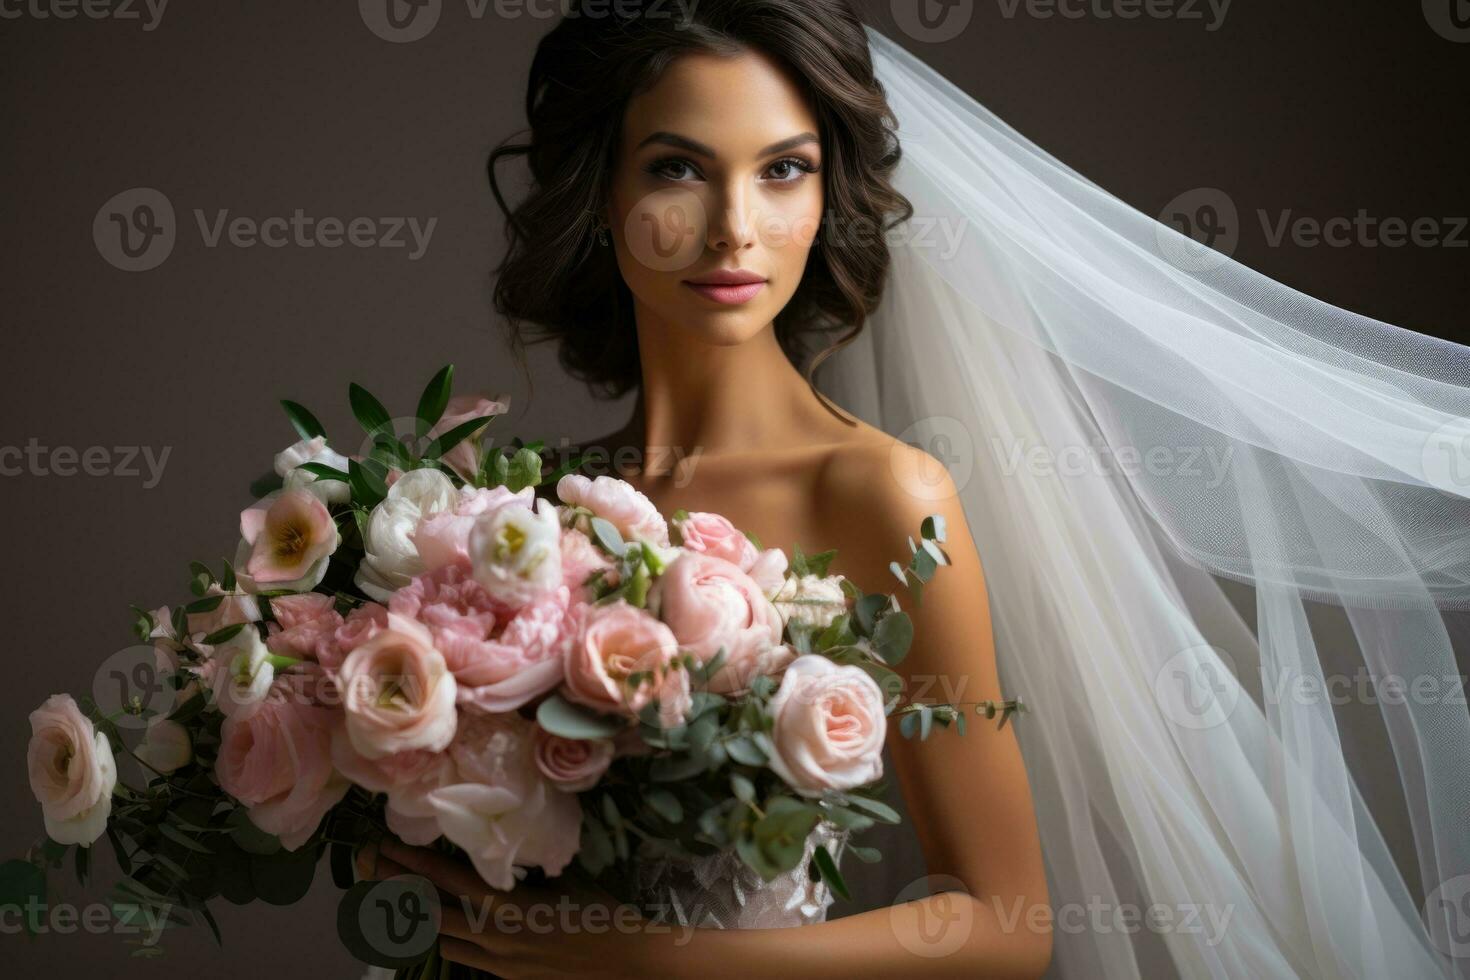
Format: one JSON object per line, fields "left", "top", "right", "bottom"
{"left": 94, "top": 188, "right": 175, "bottom": 272}
{"left": 1423, "top": 420, "right": 1470, "bottom": 495}
{"left": 891, "top": 0, "right": 975, "bottom": 43}
{"left": 892, "top": 416, "right": 975, "bottom": 501}
{"left": 359, "top": 0, "right": 443, "bottom": 43}
{"left": 621, "top": 189, "right": 708, "bottom": 273}
{"left": 1153, "top": 644, "right": 1240, "bottom": 731}
{"left": 337, "top": 874, "right": 442, "bottom": 967}
{"left": 93, "top": 644, "right": 179, "bottom": 731}
{"left": 891, "top": 874, "right": 976, "bottom": 958}
{"left": 1424, "top": 0, "right": 1470, "bottom": 42}
{"left": 1424, "top": 874, "right": 1470, "bottom": 959}
{"left": 1155, "top": 187, "right": 1239, "bottom": 273}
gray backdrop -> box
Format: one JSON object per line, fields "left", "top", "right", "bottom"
{"left": 1, "top": 1, "right": 1465, "bottom": 977}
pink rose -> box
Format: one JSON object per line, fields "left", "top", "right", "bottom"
{"left": 215, "top": 676, "right": 349, "bottom": 849}
{"left": 412, "top": 485, "right": 534, "bottom": 573}
{"left": 532, "top": 729, "right": 614, "bottom": 792}
{"left": 389, "top": 564, "right": 570, "bottom": 713}
{"left": 563, "top": 600, "right": 682, "bottom": 719}
{"left": 647, "top": 551, "right": 787, "bottom": 695}
{"left": 556, "top": 474, "right": 669, "bottom": 547}
{"left": 27, "top": 694, "right": 117, "bottom": 846}
{"left": 764, "top": 655, "right": 886, "bottom": 797}
{"left": 337, "top": 612, "right": 458, "bottom": 759}
{"left": 427, "top": 711, "right": 581, "bottom": 890}
{"left": 427, "top": 394, "right": 509, "bottom": 483}
{"left": 266, "top": 592, "right": 344, "bottom": 661}
{"left": 675, "top": 512, "right": 759, "bottom": 569}
{"left": 237, "top": 488, "right": 340, "bottom": 592}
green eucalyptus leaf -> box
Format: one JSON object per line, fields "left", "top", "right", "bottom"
{"left": 535, "top": 695, "right": 624, "bottom": 740}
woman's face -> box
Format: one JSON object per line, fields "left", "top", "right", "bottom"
{"left": 607, "top": 47, "right": 825, "bottom": 347}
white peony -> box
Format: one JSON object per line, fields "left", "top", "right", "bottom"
{"left": 354, "top": 468, "right": 458, "bottom": 601}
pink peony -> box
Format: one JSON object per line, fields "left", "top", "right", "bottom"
{"left": 389, "top": 564, "right": 570, "bottom": 713}
{"left": 675, "top": 511, "right": 759, "bottom": 569}
{"left": 266, "top": 592, "right": 344, "bottom": 661}
{"left": 556, "top": 473, "right": 669, "bottom": 547}
{"left": 647, "top": 551, "right": 788, "bottom": 695}
{"left": 326, "top": 601, "right": 390, "bottom": 672}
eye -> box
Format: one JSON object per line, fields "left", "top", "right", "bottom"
{"left": 765, "top": 156, "right": 820, "bottom": 184}
{"left": 645, "top": 156, "right": 702, "bottom": 182}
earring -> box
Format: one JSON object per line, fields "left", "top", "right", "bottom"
{"left": 597, "top": 223, "right": 610, "bottom": 247}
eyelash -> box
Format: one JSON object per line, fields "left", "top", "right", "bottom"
{"left": 644, "top": 155, "right": 820, "bottom": 185}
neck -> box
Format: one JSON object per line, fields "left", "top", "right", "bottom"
{"left": 626, "top": 298, "right": 841, "bottom": 468}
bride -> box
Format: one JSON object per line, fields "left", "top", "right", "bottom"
{"left": 360, "top": 2, "right": 1470, "bottom": 977}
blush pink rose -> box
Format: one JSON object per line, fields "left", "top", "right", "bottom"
{"left": 427, "top": 394, "right": 509, "bottom": 483}
{"left": 674, "top": 512, "right": 759, "bottom": 569}
{"left": 389, "top": 564, "right": 570, "bottom": 713}
{"left": 556, "top": 474, "right": 669, "bottom": 547}
{"left": 647, "top": 551, "right": 787, "bottom": 695}
{"left": 266, "top": 592, "right": 344, "bottom": 661}
{"left": 337, "top": 612, "right": 458, "bottom": 759}
{"left": 532, "top": 729, "right": 615, "bottom": 792}
{"left": 563, "top": 600, "right": 683, "bottom": 719}
{"left": 412, "top": 485, "right": 534, "bottom": 573}
{"left": 27, "top": 694, "right": 117, "bottom": 846}
{"left": 764, "top": 655, "right": 886, "bottom": 797}
{"left": 427, "top": 711, "right": 581, "bottom": 890}
{"left": 215, "top": 676, "right": 349, "bottom": 849}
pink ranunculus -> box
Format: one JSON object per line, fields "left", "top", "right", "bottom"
{"left": 185, "top": 585, "right": 261, "bottom": 638}
{"left": 675, "top": 511, "right": 759, "bottom": 569}
{"left": 389, "top": 564, "right": 570, "bottom": 713}
{"left": 764, "top": 655, "right": 886, "bottom": 797}
{"left": 237, "top": 488, "right": 340, "bottom": 592}
{"left": 556, "top": 473, "right": 669, "bottom": 547}
{"left": 412, "top": 485, "right": 535, "bottom": 573}
{"left": 647, "top": 551, "right": 785, "bottom": 695}
{"left": 560, "top": 526, "right": 616, "bottom": 604}
{"left": 744, "top": 548, "right": 790, "bottom": 598}
{"left": 27, "top": 694, "right": 117, "bottom": 846}
{"left": 326, "top": 601, "right": 390, "bottom": 672}
{"left": 426, "top": 711, "right": 581, "bottom": 890}
{"left": 563, "top": 599, "right": 680, "bottom": 718}
{"left": 427, "top": 394, "right": 509, "bottom": 483}
{"left": 215, "top": 676, "right": 349, "bottom": 849}
{"left": 532, "top": 729, "right": 614, "bottom": 792}
{"left": 329, "top": 725, "right": 456, "bottom": 845}
{"left": 266, "top": 592, "right": 344, "bottom": 661}
{"left": 337, "top": 612, "right": 458, "bottom": 759}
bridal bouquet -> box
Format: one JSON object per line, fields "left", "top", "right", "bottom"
{"left": 13, "top": 365, "right": 1023, "bottom": 968}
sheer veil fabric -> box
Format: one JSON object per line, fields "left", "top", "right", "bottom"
{"left": 822, "top": 26, "right": 1470, "bottom": 979}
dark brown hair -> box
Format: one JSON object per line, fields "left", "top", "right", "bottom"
{"left": 489, "top": 0, "right": 912, "bottom": 411}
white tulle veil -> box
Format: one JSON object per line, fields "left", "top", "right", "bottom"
{"left": 821, "top": 26, "right": 1470, "bottom": 980}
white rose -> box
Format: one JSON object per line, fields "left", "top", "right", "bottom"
{"left": 355, "top": 468, "right": 458, "bottom": 601}
{"left": 136, "top": 717, "right": 192, "bottom": 774}
{"left": 469, "top": 496, "right": 563, "bottom": 605}
{"left": 771, "top": 574, "right": 849, "bottom": 630}
{"left": 26, "top": 694, "right": 118, "bottom": 846}
{"left": 275, "top": 435, "right": 351, "bottom": 506}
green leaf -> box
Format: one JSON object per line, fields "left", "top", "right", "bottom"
{"left": 348, "top": 458, "right": 388, "bottom": 509}
{"left": 847, "top": 844, "right": 882, "bottom": 864}
{"left": 725, "top": 735, "right": 767, "bottom": 767}
{"left": 280, "top": 399, "right": 326, "bottom": 441}
{"left": 158, "top": 823, "right": 213, "bottom": 855}
{"left": 421, "top": 413, "right": 496, "bottom": 461}
{"left": 844, "top": 795, "right": 901, "bottom": 824}
{"left": 348, "top": 382, "right": 393, "bottom": 437}
{"left": 227, "top": 808, "right": 282, "bottom": 855}
{"left": 730, "top": 773, "right": 756, "bottom": 804}
{"left": 646, "top": 790, "right": 683, "bottom": 824}
{"left": 536, "top": 694, "right": 624, "bottom": 740}
{"left": 921, "top": 514, "right": 947, "bottom": 543}
{"left": 330, "top": 841, "right": 355, "bottom": 890}
{"left": 853, "top": 593, "right": 888, "bottom": 636}
{"left": 183, "top": 594, "right": 224, "bottom": 614}
{"left": 872, "top": 611, "right": 914, "bottom": 666}
{"left": 811, "top": 844, "right": 850, "bottom": 900}
{"left": 296, "top": 461, "right": 350, "bottom": 483}
{"left": 200, "top": 623, "right": 247, "bottom": 647}
{"left": 415, "top": 364, "right": 454, "bottom": 439}
{"left": 590, "top": 517, "right": 627, "bottom": 557}
{"left": 250, "top": 846, "right": 318, "bottom": 906}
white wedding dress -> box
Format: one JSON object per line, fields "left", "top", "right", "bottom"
{"left": 818, "top": 26, "right": 1470, "bottom": 980}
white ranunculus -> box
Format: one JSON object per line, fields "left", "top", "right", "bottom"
{"left": 26, "top": 694, "right": 118, "bottom": 846}
{"left": 211, "top": 628, "right": 274, "bottom": 716}
{"left": 469, "top": 496, "right": 563, "bottom": 605}
{"left": 771, "top": 574, "right": 850, "bottom": 630}
{"left": 136, "top": 717, "right": 192, "bottom": 774}
{"left": 275, "top": 435, "right": 351, "bottom": 505}
{"left": 354, "top": 468, "right": 458, "bottom": 601}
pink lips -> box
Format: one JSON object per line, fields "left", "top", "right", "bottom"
{"left": 682, "top": 269, "right": 768, "bottom": 306}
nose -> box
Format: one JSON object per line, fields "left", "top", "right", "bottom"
{"left": 705, "top": 180, "right": 758, "bottom": 253}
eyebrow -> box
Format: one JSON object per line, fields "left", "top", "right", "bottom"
{"left": 634, "top": 130, "right": 820, "bottom": 158}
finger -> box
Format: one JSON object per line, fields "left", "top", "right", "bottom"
{"left": 353, "top": 840, "right": 380, "bottom": 880}
{"left": 366, "top": 855, "right": 409, "bottom": 881}
{"left": 438, "top": 935, "right": 496, "bottom": 973}
{"left": 379, "top": 837, "right": 489, "bottom": 900}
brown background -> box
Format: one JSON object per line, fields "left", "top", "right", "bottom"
{"left": 1, "top": 1, "right": 1465, "bottom": 977}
